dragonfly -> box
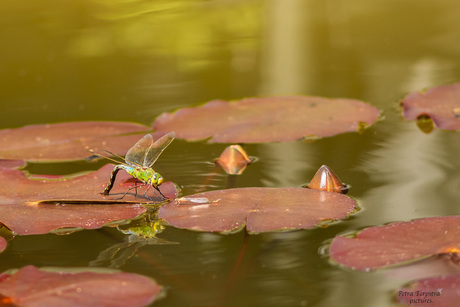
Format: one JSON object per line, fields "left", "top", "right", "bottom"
{"left": 88, "top": 132, "right": 175, "bottom": 200}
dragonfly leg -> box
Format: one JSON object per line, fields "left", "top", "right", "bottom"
{"left": 114, "top": 182, "right": 143, "bottom": 200}
{"left": 153, "top": 185, "right": 168, "bottom": 200}
{"left": 141, "top": 184, "right": 168, "bottom": 201}
{"left": 143, "top": 184, "right": 151, "bottom": 198}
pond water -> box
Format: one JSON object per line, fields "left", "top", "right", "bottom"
{"left": 1, "top": 0, "right": 460, "bottom": 306}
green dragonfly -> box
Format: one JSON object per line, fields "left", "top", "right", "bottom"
{"left": 89, "top": 132, "right": 175, "bottom": 200}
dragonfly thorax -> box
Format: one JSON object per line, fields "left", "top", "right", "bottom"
{"left": 122, "top": 165, "right": 163, "bottom": 187}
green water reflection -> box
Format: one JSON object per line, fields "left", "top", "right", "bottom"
{"left": 1, "top": 0, "right": 460, "bottom": 306}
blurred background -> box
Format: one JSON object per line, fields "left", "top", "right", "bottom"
{"left": 2, "top": 0, "right": 459, "bottom": 127}
{"left": 1, "top": 1, "right": 460, "bottom": 306}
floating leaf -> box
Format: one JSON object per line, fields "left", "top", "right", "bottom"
{"left": 0, "top": 237, "right": 5, "bottom": 253}
{"left": 386, "top": 254, "right": 460, "bottom": 281}
{"left": 0, "top": 121, "right": 150, "bottom": 161}
{"left": 329, "top": 216, "right": 460, "bottom": 271}
{"left": 153, "top": 96, "right": 381, "bottom": 143}
{"left": 402, "top": 82, "right": 460, "bottom": 130}
{"left": 0, "top": 265, "right": 162, "bottom": 307}
{"left": 0, "top": 160, "right": 25, "bottom": 169}
{"left": 0, "top": 165, "right": 177, "bottom": 235}
{"left": 215, "top": 145, "right": 252, "bottom": 175}
{"left": 396, "top": 275, "right": 460, "bottom": 306}
{"left": 158, "top": 187, "right": 357, "bottom": 233}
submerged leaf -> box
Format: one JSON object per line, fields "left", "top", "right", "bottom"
{"left": 0, "top": 121, "right": 150, "bottom": 161}
{"left": 0, "top": 265, "right": 162, "bottom": 307}
{"left": 153, "top": 96, "right": 380, "bottom": 143}
{"left": 402, "top": 82, "right": 460, "bottom": 130}
{"left": 329, "top": 216, "right": 460, "bottom": 271}
{"left": 0, "top": 165, "right": 177, "bottom": 235}
{"left": 415, "top": 113, "right": 434, "bottom": 134}
{"left": 158, "top": 187, "right": 357, "bottom": 234}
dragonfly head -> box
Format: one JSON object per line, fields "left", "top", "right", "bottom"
{"left": 151, "top": 172, "right": 164, "bottom": 186}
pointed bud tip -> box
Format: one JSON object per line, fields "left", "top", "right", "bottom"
{"left": 307, "top": 165, "right": 348, "bottom": 194}
{"left": 216, "top": 145, "right": 252, "bottom": 175}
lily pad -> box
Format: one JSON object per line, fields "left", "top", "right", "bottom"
{"left": 396, "top": 275, "right": 460, "bottom": 306}
{"left": 401, "top": 82, "right": 460, "bottom": 130}
{"left": 0, "top": 121, "right": 150, "bottom": 161}
{"left": 0, "top": 160, "right": 25, "bottom": 169}
{"left": 0, "top": 265, "right": 162, "bottom": 307}
{"left": 152, "top": 96, "right": 381, "bottom": 143}
{"left": 0, "top": 237, "right": 6, "bottom": 253}
{"left": 0, "top": 165, "right": 177, "bottom": 235}
{"left": 158, "top": 187, "right": 357, "bottom": 234}
{"left": 386, "top": 254, "right": 460, "bottom": 281}
{"left": 329, "top": 216, "right": 460, "bottom": 271}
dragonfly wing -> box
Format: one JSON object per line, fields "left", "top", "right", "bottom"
{"left": 143, "top": 132, "right": 175, "bottom": 167}
{"left": 125, "top": 134, "right": 154, "bottom": 167}
{"left": 125, "top": 132, "right": 175, "bottom": 167}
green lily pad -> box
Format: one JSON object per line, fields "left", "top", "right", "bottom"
{"left": 329, "top": 216, "right": 460, "bottom": 271}
{"left": 158, "top": 187, "right": 357, "bottom": 234}
{"left": 402, "top": 82, "right": 460, "bottom": 130}
{"left": 153, "top": 96, "right": 381, "bottom": 143}
{"left": 0, "top": 121, "right": 150, "bottom": 161}
{"left": 0, "top": 265, "right": 163, "bottom": 307}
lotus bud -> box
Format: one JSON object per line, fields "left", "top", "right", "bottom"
{"left": 307, "top": 165, "right": 348, "bottom": 194}
{"left": 216, "top": 145, "right": 252, "bottom": 175}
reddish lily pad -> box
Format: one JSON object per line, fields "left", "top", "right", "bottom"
{"left": 402, "top": 82, "right": 460, "bottom": 130}
{"left": 0, "top": 160, "right": 25, "bottom": 169}
{"left": 0, "top": 237, "right": 6, "bottom": 253}
{"left": 0, "top": 265, "right": 162, "bottom": 307}
{"left": 0, "top": 121, "right": 150, "bottom": 161}
{"left": 0, "top": 165, "right": 177, "bottom": 235}
{"left": 158, "top": 187, "right": 357, "bottom": 233}
{"left": 153, "top": 96, "right": 381, "bottom": 143}
{"left": 396, "top": 275, "right": 460, "bottom": 306}
{"left": 329, "top": 216, "right": 460, "bottom": 271}
{"left": 386, "top": 254, "right": 460, "bottom": 281}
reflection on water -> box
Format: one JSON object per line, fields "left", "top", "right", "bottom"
{"left": 90, "top": 236, "right": 178, "bottom": 268}
{"left": 359, "top": 121, "right": 457, "bottom": 224}
{"left": 257, "top": 142, "right": 316, "bottom": 188}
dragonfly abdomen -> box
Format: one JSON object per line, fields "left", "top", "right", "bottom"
{"left": 103, "top": 164, "right": 129, "bottom": 195}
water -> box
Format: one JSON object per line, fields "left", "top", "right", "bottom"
{"left": 1, "top": 0, "right": 460, "bottom": 306}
